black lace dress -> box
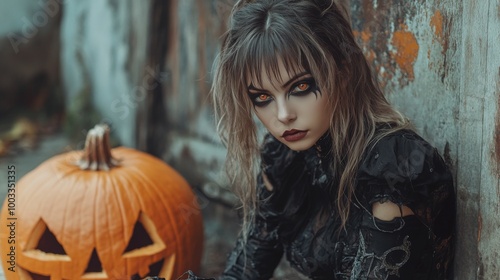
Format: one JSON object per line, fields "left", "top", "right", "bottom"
{"left": 220, "top": 129, "right": 455, "bottom": 280}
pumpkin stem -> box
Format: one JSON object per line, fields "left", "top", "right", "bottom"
{"left": 78, "top": 124, "right": 119, "bottom": 171}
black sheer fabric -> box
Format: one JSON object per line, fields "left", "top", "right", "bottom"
{"left": 221, "top": 129, "right": 455, "bottom": 279}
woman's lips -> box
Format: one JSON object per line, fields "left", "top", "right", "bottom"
{"left": 282, "top": 129, "right": 307, "bottom": 142}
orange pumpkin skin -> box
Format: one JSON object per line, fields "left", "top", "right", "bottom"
{"left": 0, "top": 145, "right": 203, "bottom": 279}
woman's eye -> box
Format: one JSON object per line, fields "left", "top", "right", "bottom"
{"left": 248, "top": 93, "right": 272, "bottom": 107}
{"left": 295, "top": 83, "right": 310, "bottom": 91}
{"left": 257, "top": 94, "right": 270, "bottom": 102}
{"left": 290, "top": 79, "right": 316, "bottom": 96}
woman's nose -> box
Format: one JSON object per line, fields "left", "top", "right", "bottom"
{"left": 276, "top": 100, "right": 296, "bottom": 123}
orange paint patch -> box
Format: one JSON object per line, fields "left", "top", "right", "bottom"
{"left": 353, "top": 30, "right": 372, "bottom": 44}
{"left": 353, "top": 29, "right": 375, "bottom": 64}
{"left": 390, "top": 25, "right": 419, "bottom": 81}
{"left": 430, "top": 10, "right": 444, "bottom": 38}
{"left": 352, "top": 30, "right": 372, "bottom": 44}
{"left": 353, "top": 30, "right": 361, "bottom": 42}
{"left": 360, "top": 30, "right": 372, "bottom": 44}
{"left": 427, "top": 9, "right": 452, "bottom": 82}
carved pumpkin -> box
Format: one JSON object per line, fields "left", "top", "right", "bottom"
{"left": 0, "top": 124, "right": 203, "bottom": 279}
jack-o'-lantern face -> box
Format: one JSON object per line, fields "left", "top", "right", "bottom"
{"left": 0, "top": 124, "right": 203, "bottom": 280}
{"left": 17, "top": 212, "right": 177, "bottom": 280}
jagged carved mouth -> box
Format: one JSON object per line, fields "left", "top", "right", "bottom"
{"left": 130, "top": 257, "right": 165, "bottom": 280}
{"left": 19, "top": 256, "right": 175, "bottom": 280}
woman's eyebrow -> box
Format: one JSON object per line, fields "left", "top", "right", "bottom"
{"left": 247, "top": 84, "right": 269, "bottom": 92}
{"left": 282, "top": 71, "right": 310, "bottom": 88}
{"left": 247, "top": 71, "right": 310, "bottom": 91}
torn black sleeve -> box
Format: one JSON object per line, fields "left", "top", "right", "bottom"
{"left": 350, "top": 213, "right": 434, "bottom": 279}
{"left": 355, "top": 130, "right": 456, "bottom": 279}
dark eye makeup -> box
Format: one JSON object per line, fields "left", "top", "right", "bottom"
{"left": 247, "top": 92, "right": 273, "bottom": 107}
{"left": 247, "top": 77, "right": 319, "bottom": 107}
{"left": 288, "top": 78, "right": 318, "bottom": 97}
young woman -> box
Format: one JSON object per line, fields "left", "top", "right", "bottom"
{"left": 209, "top": 0, "right": 455, "bottom": 279}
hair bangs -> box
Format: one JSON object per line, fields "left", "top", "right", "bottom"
{"left": 235, "top": 29, "right": 312, "bottom": 90}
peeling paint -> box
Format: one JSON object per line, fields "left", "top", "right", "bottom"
{"left": 360, "top": 30, "right": 373, "bottom": 43}
{"left": 430, "top": 10, "right": 444, "bottom": 38}
{"left": 351, "top": 0, "right": 419, "bottom": 89}
{"left": 353, "top": 30, "right": 377, "bottom": 65}
{"left": 427, "top": 9, "right": 455, "bottom": 83}
{"left": 390, "top": 24, "right": 419, "bottom": 81}
{"left": 353, "top": 3, "right": 457, "bottom": 89}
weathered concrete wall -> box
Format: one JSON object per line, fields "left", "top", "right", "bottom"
{"left": 351, "top": 0, "right": 460, "bottom": 152}
{"left": 160, "top": 0, "right": 237, "bottom": 204}
{"left": 60, "top": 0, "right": 151, "bottom": 147}
{"left": 463, "top": 0, "right": 500, "bottom": 278}
{"left": 350, "top": 0, "right": 500, "bottom": 278}
{"left": 0, "top": 0, "right": 46, "bottom": 37}
{"left": 0, "top": 0, "right": 61, "bottom": 116}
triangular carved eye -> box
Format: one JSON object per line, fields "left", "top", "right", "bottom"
{"left": 124, "top": 217, "right": 154, "bottom": 252}
{"left": 122, "top": 212, "right": 165, "bottom": 258}
{"left": 36, "top": 223, "right": 67, "bottom": 255}
{"left": 19, "top": 219, "right": 71, "bottom": 279}
{"left": 23, "top": 219, "right": 70, "bottom": 261}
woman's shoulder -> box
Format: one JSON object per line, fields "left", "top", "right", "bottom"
{"left": 357, "top": 129, "right": 453, "bottom": 189}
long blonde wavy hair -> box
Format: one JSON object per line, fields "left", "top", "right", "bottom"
{"left": 211, "top": 0, "right": 412, "bottom": 240}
